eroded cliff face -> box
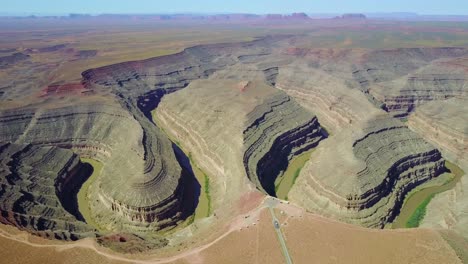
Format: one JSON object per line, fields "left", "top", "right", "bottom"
{"left": 0, "top": 36, "right": 291, "bottom": 237}
{"left": 278, "top": 45, "right": 468, "bottom": 120}
{"left": 276, "top": 62, "right": 383, "bottom": 133}
{"left": 0, "top": 103, "right": 195, "bottom": 234}
{"left": 408, "top": 98, "right": 468, "bottom": 239}
{"left": 156, "top": 78, "right": 326, "bottom": 220}
{"left": 408, "top": 98, "right": 468, "bottom": 163}
{"left": 288, "top": 116, "right": 445, "bottom": 227}
{"left": 276, "top": 57, "right": 447, "bottom": 227}
{"left": 351, "top": 47, "right": 468, "bottom": 118}
{"left": 1, "top": 33, "right": 465, "bottom": 242}
{"left": 243, "top": 92, "right": 326, "bottom": 195}
{"left": 0, "top": 142, "right": 95, "bottom": 240}
{"left": 79, "top": 37, "right": 290, "bottom": 231}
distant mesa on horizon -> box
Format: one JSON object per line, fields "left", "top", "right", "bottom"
{"left": 265, "top": 12, "right": 310, "bottom": 20}
{"left": 3, "top": 12, "right": 468, "bottom": 22}
{"left": 334, "top": 13, "right": 367, "bottom": 19}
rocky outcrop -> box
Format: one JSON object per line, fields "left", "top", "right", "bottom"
{"left": 0, "top": 52, "right": 29, "bottom": 69}
{"left": 0, "top": 104, "right": 132, "bottom": 158}
{"left": 408, "top": 98, "right": 468, "bottom": 161}
{"left": 376, "top": 72, "right": 467, "bottom": 117}
{"left": 0, "top": 36, "right": 291, "bottom": 237}
{"left": 0, "top": 142, "right": 95, "bottom": 240}
{"left": 289, "top": 116, "right": 445, "bottom": 227}
{"left": 2, "top": 31, "right": 465, "bottom": 242}
{"left": 335, "top": 14, "right": 367, "bottom": 19}
{"left": 27, "top": 44, "right": 67, "bottom": 53}
{"left": 265, "top": 13, "right": 310, "bottom": 20}
{"left": 352, "top": 47, "right": 468, "bottom": 117}
{"left": 276, "top": 62, "right": 383, "bottom": 133}
{"left": 0, "top": 103, "right": 195, "bottom": 233}
{"left": 243, "top": 92, "right": 326, "bottom": 195}
{"left": 407, "top": 98, "right": 468, "bottom": 239}
{"left": 276, "top": 57, "right": 447, "bottom": 228}
{"left": 79, "top": 40, "right": 282, "bottom": 231}
{"left": 76, "top": 50, "right": 97, "bottom": 59}
{"left": 40, "top": 83, "right": 91, "bottom": 97}
{"left": 156, "top": 78, "right": 325, "bottom": 218}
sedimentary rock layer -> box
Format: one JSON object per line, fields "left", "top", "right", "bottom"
{"left": 352, "top": 47, "right": 468, "bottom": 117}
{"left": 156, "top": 78, "right": 325, "bottom": 216}
{"left": 408, "top": 98, "right": 468, "bottom": 162}
{"left": 0, "top": 142, "right": 95, "bottom": 240}
{"left": 289, "top": 115, "right": 445, "bottom": 227}
{"left": 1, "top": 33, "right": 465, "bottom": 239}
{"left": 278, "top": 45, "right": 468, "bottom": 118}
{"left": 0, "top": 52, "right": 30, "bottom": 69}
{"left": 276, "top": 62, "right": 383, "bottom": 133}
{"left": 0, "top": 103, "right": 192, "bottom": 232}
{"left": 408, "top": 98, "right": 468, "bottom": 239}
{"left": 0, "top": 36, "right": 290, "bottom": 236}
{"left": 78, "top": 37, "right": 289, "bottom": 230}
{"left": 276, "top": 53, "right": 447, "bottom": 227}
{"left": 243, "top": 92, "right": 325, "bottom": 195}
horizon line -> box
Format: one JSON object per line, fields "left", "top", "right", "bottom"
{"left": 1, "top": 12, "right": 468, "bottom": 17}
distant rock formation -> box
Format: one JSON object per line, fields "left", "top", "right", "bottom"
{"left": 335, "top": 13, "right": 367, "bottom": 19}
{"left": 76, "top": 50, "right": 97, "bottom": 59}
{"left": 0, "top": 52, "right": 29, "bottom": 69}
{"left": 265, "top": 13, "right": 310, "bottom": 20}
{"left": 24, "top": 44, "right": 68, "bottom": 54}
{"left": 351, "top": 47, "right": 468, "bottom": 118}
{"left": 291, "top": 12, "right": 310, "bottom": 19}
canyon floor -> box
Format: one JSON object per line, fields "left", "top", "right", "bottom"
{"left": 0, "top": 16, "right": 467, "bottom": 263}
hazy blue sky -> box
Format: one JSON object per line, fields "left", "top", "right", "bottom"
{"left": 2, "top": 0, "right": 468, "bottom": 15}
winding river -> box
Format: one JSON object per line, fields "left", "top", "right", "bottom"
{"left": 392, "top": 161, "right": 464, "bottom": 229}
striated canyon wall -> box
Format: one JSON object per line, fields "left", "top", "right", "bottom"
{"left": 0, "top": 142, "right": 95, "bottom": 240}
{"left": 408, "top": 98, "right": 468, "bottom": 239}
{"left": 276, "top": 57, "right": 447, "bottom": 227}
{"left": 288, "top": 116, "right": 445, "bottom": 227}
{"left": 156, "top": 78, "right": 326, "bottom": 218}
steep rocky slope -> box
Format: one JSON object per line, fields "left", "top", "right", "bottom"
{"left": 0, "top": 142, "right": 95, "bottom": 240}
{"left": 408, "top": 98, "right": 467, "bottom": 162}
{"left": 352, "top": 48, "right": 468, "bottom": 118}
{"left": 156, "top": 78, "right": 326, "bottom": 218}
{"left": 0, "top": 101, "right": 196, "bottom": 234}
{"left": 243, "top": 92, "right": 325, "bottom": 195}
{"left": 276, "top": 61, "right": 381, "bottom": 133}
{"left": 288, "top": 115, "right": 445, "bottom": 227}
{"left": 279, "top": 45, "right": 468, "bottom": 119}
{"left": 277, "top": 59, "right": 446, "bottom": 227}
{"left": 408, "top": 98, "right": 468, "bottom": 239}
{"left": 1, "top": 32, "right": 466, "bottom": 245}
{"left": 0, "top": 36, "right": 289, "bottom": 237}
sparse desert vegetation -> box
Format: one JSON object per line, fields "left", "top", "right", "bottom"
{"left": 393, "top": 161, "right": 465, "bottom": 229}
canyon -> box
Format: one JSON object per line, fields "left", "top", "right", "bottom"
{"left": 0, "top": 17, "right": 466, "bottom": 263}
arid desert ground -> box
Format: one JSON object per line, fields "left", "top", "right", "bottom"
{"left": 0, "top": 14, "right": 467, "bottom": 263}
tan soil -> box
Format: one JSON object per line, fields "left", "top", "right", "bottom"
{"left": 0, "top": 198, "right": 462, "bottom": 264}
